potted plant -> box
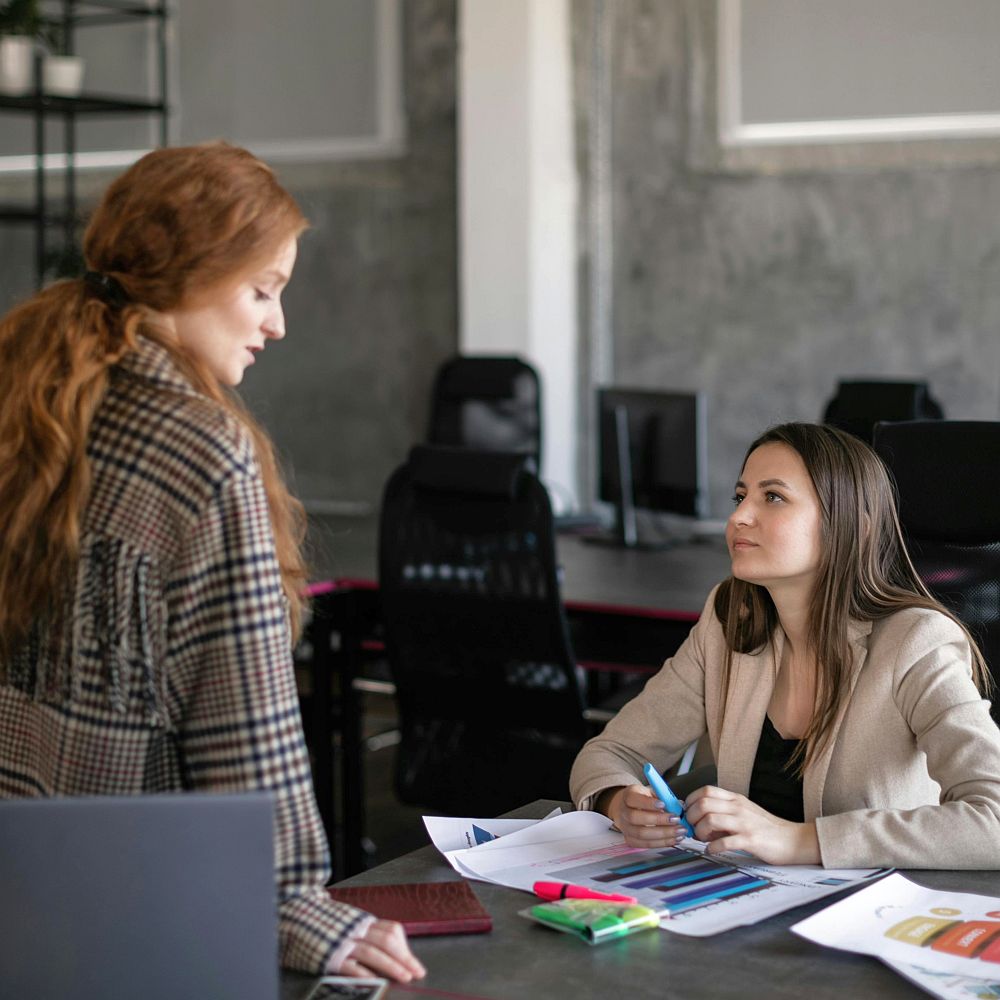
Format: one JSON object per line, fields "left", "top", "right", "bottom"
{"left": 0, "top": 0, "right": 41, "bottom": 96}
{"left": 41, "top": 18, "right": 83, "bottom": 96}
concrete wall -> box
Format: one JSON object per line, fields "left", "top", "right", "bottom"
{"left": 0, "top": 0, "right": 458, "bottom": 521}
{"left": 242, "top": 0, "right": 458, "bottom": 511}
{"left": 572, "top": 0, "right": 1000, "bottom": 517}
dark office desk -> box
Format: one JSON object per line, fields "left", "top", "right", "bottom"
{"left": 300, "top": 515, "right": 732, "bottom": 877}
{"left": 306, "top": 514, "right": 731, "bottom": 611}
{"left": 278, "top": 799, "right": 1000, "bottom": 1000}
{"left": 307, "top": 514, "right": 730, "bottom": 676}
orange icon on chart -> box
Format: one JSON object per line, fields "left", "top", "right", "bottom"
{"left": 931, "top": 921, "right": 1000, "bottom": 960}
{"left": 887, "top": 915, "right": 1000, "bottom": 963}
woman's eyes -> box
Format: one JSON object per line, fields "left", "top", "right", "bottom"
{"left": 730, "top": 491, "right": 784, "bottom": 506}
{"left": 254, "top": 289, "right": 274, "bottom": 302}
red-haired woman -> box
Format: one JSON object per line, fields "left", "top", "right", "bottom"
{"left": 0, "top": 143, "right": 424, "bottom": 983}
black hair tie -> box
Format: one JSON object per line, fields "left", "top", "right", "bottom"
{"left": 83, "top": 270, "right": 129, "bottom": 308}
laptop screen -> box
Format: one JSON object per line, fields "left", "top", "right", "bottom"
{"left": 0, "top": 792, "right": 277, "bottom": 1000}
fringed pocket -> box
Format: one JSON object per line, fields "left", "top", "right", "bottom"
{"left": 60, "top": 536, "right": 171, "bottom": 727}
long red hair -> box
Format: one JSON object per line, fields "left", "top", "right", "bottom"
{"left": 0, "top": 142, "right": 309, "bottom": 659}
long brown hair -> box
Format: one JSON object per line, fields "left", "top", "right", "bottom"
{"left": 714, "top": 422, "right": 992, "bottom": 771}
{"left": 0, "top": 142, "right": 309, "bottom": 659}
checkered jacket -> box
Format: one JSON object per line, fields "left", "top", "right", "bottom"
{"left": 0, "top": 336, "right": 367, "bottom": 973}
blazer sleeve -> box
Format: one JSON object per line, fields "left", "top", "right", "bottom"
{"left": 164, "top": 463, "right": 370, "bottom": 973}
{"left": 569, "top": 588, "right": 717, "bottom": 811}
{"left": 816, "top": 613, "right": 1000, "bottom": 869}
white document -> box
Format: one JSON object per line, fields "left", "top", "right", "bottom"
{"left": 424, "top": 808, "right": 562, "bottom": 874}
{"left": 446, "top": 810, "right": 886, "bottom": 935}
{"left": 792, "top": 872, "right": 1000, "bottom": 982}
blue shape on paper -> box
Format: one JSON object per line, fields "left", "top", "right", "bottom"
{"left": 472, "top": 824, "right": 497, "bottom": 845}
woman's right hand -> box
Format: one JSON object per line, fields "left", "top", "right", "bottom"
{"left": 602, "top": 784, "right": 687, "bottom": 849}
{"left": 339, "top": 919, "right": 427, "bottom": 983}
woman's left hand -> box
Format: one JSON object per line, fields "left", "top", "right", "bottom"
{"left": 683, "top": 786, "right": 821, "bottom": 865}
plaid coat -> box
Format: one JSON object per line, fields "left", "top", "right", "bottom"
{"left": 0, "top": 336, "right": 367, "bottom": 973}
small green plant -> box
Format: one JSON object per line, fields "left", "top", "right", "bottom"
{"left": 0, "top": 0, "right": 42, "bottom": 38}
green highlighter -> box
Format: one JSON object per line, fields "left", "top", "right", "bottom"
{"left": 521, "top": 898, "right": 662, "bottom": 945}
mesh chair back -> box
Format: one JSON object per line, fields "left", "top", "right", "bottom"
{"left": 378, "top": 445, "right": 585, "bottom": 813}
{"left": 428, "top": 355, "right": 542, "bottom": 470}
{"left": 873, "top": 420, "right": 1000, "bottom": 718}
{"left": 824, "top": 379, "right": 944, "bottom": 444}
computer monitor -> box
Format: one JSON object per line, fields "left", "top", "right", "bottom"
{"left": 591, "top": 386, "right": 708, "bottom": 549}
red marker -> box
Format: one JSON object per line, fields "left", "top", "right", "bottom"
{"left": 533, "top": 881, "right": 638, "bottom": 904}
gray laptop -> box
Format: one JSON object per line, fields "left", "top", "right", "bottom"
{"left": 0, "top": 792, "right": 278, "bottom": 1000}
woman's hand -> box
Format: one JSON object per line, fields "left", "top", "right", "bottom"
{"left": 600, "top": 784, "right": 687, "bottom": 849}
{"left": 683, "top": 785, "right": 820, "bottom": 865}
{"left": 339, "top": 919, "right": 427, "bottom": 983}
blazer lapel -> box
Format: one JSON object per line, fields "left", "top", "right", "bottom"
{"left": 802, "top": 619, "right": 874, "bottom": 819}
{"left": 716, "top": 629, "right": 784, "bottom": 796}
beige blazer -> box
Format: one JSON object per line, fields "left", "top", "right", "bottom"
{"left": 570, "top": 586, "right": 1000, "bottom": 869}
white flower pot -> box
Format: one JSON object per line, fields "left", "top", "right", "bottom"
{"left": 43, "top": 54, "right": 84, "bottom": 97}
{"left": 0, "top": 35, "right": 35, "bottom": 96}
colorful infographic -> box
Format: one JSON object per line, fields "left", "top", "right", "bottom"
{"left": 555, "top": 847, "right": 772, "bottom": 915}
{"left": 793, "top": 873, "right": 1000, "bottom": 998}
{"left": 887, "top": 914, "right": 1000, "bottom": 964}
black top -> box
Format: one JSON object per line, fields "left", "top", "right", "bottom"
{"left": 748, "top": 714, "right": 805, "bottom": 822}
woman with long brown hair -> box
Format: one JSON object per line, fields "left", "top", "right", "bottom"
{"left": 0, "top": 143, "right": 424, "bottom": 982}
{"left": 571, "top": 422, "right": 1000, "bottom": 868}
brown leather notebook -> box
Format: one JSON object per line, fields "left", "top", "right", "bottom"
{"left": 327, "top": 880, "right": 492, "bottom": 936}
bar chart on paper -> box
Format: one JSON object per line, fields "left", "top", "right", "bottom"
{"left": 445, "top": 811, "right": 888, "bottom": 936}
{"left": 555, "top": 848, "right": 772, "bottom": 915}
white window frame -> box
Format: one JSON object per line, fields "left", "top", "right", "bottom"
{"left": 717, "top": 0, "right": 1000, "bottom": 148}
{"left": 0, "top": 0, "right": 404, "bottom": 174}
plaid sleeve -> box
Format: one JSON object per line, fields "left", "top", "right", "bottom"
{"left": 163, "top": 458, "right": 368, "bottom": 973}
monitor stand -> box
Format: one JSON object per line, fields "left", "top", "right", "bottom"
{"left": 581, "top": 403, "right": 680, "bottom": 551}
{"left": 579, "top": 511, "right": 682, "bottom": 551}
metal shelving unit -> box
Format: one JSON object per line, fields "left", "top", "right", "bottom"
{"left": 0, "top": 0, "right": 170, "bottom": 285}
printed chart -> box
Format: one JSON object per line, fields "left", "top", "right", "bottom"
{"left": 793, "top": 873, "right": 1000, "bottom": 998}
{"left": 444, "top": 811, "right": 885, "bottom": 936}
{"left": 555, "top": 847, "right": 771, "bottom": 915}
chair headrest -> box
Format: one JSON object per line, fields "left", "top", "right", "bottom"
{"left": 873, "top": 420, "right": 1000, "bottom": 542}
{"left": 408, "top": 445, "right": 531, "bottom": 498}
{"left": 826, "top": 380, "right": 942, "bottom": 421}
{"left": 436, "top": 356, "right": 535, "bottom": 400}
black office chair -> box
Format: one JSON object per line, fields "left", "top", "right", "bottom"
{"left": 427, "top": 355, "right": 542, "bottom": 472}
{"left": 378, "top": 445, "right": 589, "bottom": 815}
{"left": 873, "top": 420, "right": 1000, "bottom": 721}
{"left": 823, "top": 379, "right": 944, "bottom": 444}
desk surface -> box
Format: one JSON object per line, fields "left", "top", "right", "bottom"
{"left": 279, "top": 799, "right": 1000, "bottom": 1000}
{"left": 308, "top": 515, "right": 732, "bottom": 615}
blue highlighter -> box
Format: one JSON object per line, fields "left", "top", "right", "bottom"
{"left": 643, "top": 762, "right": 696, "bottom": 838}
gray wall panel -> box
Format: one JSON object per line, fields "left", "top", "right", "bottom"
{"left": 575, "top": 0, "right": 1000, "bottom": 517}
